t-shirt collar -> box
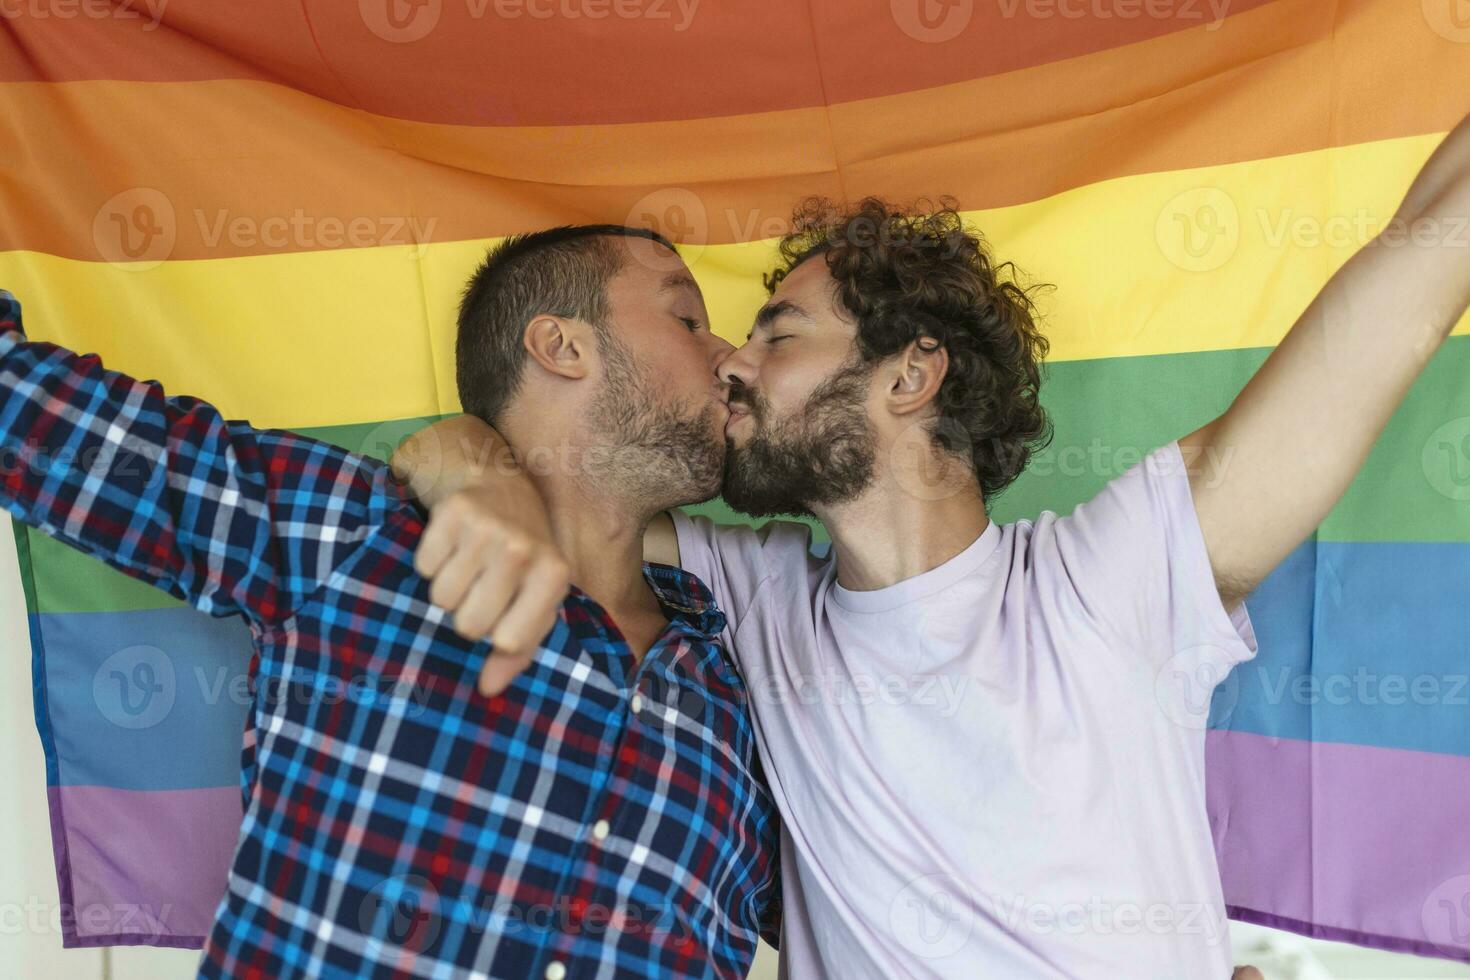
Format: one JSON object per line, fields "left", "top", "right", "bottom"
{"left": 830, "top": 519, "right": 1002, "bottom": 614}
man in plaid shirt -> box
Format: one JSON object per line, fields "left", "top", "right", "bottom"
{"left": 0, "top": 225, "right": 779, "bottom": 978}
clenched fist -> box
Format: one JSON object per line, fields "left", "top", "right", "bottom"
{"left": 394, "top": 418, "right": 572, "bottom": 697}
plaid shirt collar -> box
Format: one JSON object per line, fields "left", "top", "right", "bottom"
{"left": 637, "top": 561, "right": 727, "bottom": 638}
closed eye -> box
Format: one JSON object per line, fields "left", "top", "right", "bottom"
{"left": 767, "top": 335, "right": 792, "bottom": 344}
{"left": 679, "top": 316, "right": 703, "bottom": 332}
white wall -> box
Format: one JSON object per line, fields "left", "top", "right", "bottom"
{"left": 0, "top": 525, "right": 1462, "bottom": 979}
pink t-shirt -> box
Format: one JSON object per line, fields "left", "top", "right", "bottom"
{"left": 672, "top": 439, "right": 1258, "bottom": 979}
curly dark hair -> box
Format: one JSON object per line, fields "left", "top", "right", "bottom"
{"left": 764, "top": 196, "right": 1055, "bottom": 505}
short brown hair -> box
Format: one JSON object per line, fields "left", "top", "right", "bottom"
{"left": 456, "top": 225, "right": 674, "bottom": 423}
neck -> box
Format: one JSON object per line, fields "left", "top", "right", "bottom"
{"left": 814, "top": 443, "right": 990, "bottom": 593}
{"left": 541, "top": 479, "right": 659, "bottom": 617}
{"left": 505, "top": 422, "right": 664, "bottom": 625}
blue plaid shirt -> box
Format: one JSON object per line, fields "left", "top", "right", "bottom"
{"left": 0, "top": 291, "right": 781, "bottom": 979}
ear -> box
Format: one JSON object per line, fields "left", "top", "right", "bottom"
{"left": 523, "top": 314, "right": 592, "bottom": 381}
{"left": 887, "top": 335, "right": 948, "bottom": 416}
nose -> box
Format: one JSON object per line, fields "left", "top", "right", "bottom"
{"left": 705, "top": 330, "right": 735, "bottom": 374}
{"left": 716, "top": 339, "right": 757, "bottom": 389}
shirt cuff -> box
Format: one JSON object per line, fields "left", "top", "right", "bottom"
{"left": 0, "top": 290, "right": 25, "bottom": 344}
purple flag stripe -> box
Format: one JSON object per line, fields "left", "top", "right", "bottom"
{"left": 50, "top": 785, "right": 240, "bottom": 947}
{"left": 1207, "top": 729, "right": 1470, "bottom": 963}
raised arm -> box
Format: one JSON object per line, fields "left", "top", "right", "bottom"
{"left": 1180, "top": 110, "right": 1470, "bottom": 607}
{"left": 0, "top": 290, "right": 389, "bottom": 628}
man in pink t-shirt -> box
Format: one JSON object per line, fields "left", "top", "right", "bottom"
{"left": 397, "top": 114, "right": 1470, "bottom": 977}
{"left": 664, "top": 437, "right": 1257, "bottom": 977}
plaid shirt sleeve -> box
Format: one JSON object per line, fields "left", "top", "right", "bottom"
{"left": 0, "top": 289, "right": 392, "bottom": 629}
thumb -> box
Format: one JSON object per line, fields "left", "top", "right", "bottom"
{"left": 477, "top": 649, "right": 538, "bottom": 698}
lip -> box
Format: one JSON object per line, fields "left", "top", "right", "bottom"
{"left": 724, "top": 406, "right": 750, "bottom": 433}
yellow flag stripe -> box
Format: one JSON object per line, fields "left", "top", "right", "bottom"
{"left": 0, "top": 131, "right": 1460, "bottom": 429}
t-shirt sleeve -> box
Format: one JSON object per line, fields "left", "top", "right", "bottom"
{"left": 668, "top": 510, "right": 814, "bottom": 646}
{"left": 1046, "top": 438, "right": 1259, "bottom": 678}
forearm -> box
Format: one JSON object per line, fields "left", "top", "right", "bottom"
{"left": 395, "top": 414, "right": 683, "bottom": 569}
{"left": 1243, "top": 112, "right": 1470, "bottom": 470}
{"left": 1394, "top": 110, "right": 1470, "bottom": 228}
{"left": 1303, "top": 114, "right": 1470, "bottom": 423}
{"left": 391, "top": 414, "right": 517, "bottom": 508}
{"left": 0, "top": 293, "right": 171, "bottom": 560}
{"left": 0, "top": 290, "right": 384, "bottom": 623}
{"left": 1221, "top": 219, "right": 1461, "bottom": 514}
{"left": 1378, "top": 111, "right": 1470, "bottom": 351}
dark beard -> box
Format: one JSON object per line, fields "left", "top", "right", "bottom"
{"left": 721, "top": 358, "right": 877, "bottom": 519}
{"left": 588, "top": 329, "right": 725, "bottom": 509}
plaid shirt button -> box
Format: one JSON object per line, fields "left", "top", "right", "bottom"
{"left": 630, "top": 693, "right": 644, "bottom": 714}
{"left": 591, "top": 819, "right": 611, "bottom": 842}
{"left": 545, "top": 961, "right": 567, "bottom": 980}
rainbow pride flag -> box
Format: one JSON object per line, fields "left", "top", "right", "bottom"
{"left": 3, "top": 0, "right": 1470, "bottom": 961}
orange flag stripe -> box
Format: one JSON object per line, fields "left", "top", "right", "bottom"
{"left": 1, "top": 0, "right": 1463, "bottom": 262}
